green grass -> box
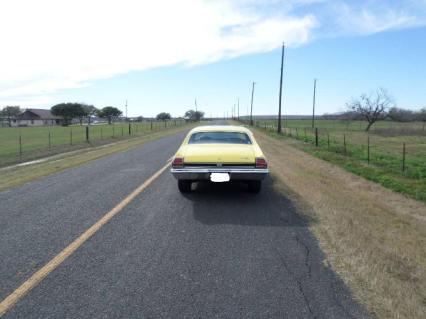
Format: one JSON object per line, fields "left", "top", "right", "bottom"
{"left": 0, "top": 122, "right": 197, "bottom": 192}
{"left": 269, "top": 118, "right": 426, "bottom": 132}
{"left": 245, "top": 119, "right": 426, "bottom": 202}
{"left": 0, "top": 120, "right": 185, "bottom": 167}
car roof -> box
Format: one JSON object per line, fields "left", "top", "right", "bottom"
{"left": 189, "top": 125, "right": 252, "bottom": 134}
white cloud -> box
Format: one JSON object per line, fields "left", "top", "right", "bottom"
{"left": 0, "top": 0, "right": 316, "bottom": 105}
{"left": 329, "top": 1, "right": 426, "bottom": 35}
{"left": 0, "top": 96, "right": 55, "bottom": 107}
{"left": 0, "top": 0, "right": 425, "bottom": 106}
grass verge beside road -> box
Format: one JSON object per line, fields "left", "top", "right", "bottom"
{"left": 0, "top": 123, "right": 196, "bottom": 192}
{"left": 0, "top": 120, "right": 186, "bottom": 167}
{"left": 253, "top": 129, "right": 426, "bottom": 319}
{"left": 248, "top": 120, "right": 426, "bottom": 203}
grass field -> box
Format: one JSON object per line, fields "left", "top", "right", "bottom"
{"left": 0, "top": 120, "right": 185, "bottom": 167}
{"left": 0, "top": 122, "right": 198, "bottom": 192}
{"left": 243, "top": 119, "right": 426, "bottom": 202}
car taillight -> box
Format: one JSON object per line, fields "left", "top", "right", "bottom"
{"left": 255, "top": 157, "right": 267, "bottom": 169}
{"left": 172, "top": 157, "right": 184, "bottom": 168}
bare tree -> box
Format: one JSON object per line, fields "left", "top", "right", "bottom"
{"left": 346, "top": 88, "right": 394, "bottom": 131}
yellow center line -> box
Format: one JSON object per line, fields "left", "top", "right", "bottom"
{"left": 0, "top": 161, "right": 171, "bottom": 317}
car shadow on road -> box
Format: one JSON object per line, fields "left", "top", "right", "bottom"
{"left": 181, "top": 178, "right": 370, "bottom": 318}
{"left": 183, "top": 177, "right": 313, "bottom": 227}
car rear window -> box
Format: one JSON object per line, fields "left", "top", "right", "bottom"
{"left": 188, "top": 131, "right": 252, "bottom": 144}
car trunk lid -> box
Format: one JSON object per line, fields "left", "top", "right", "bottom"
{"left": 182, "top": 144, "right": 255, "bottom": 164}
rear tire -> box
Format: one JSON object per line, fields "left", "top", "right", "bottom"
{"left": 178, "top": 180, "right": 192, "bottom": 193}
{"left": 248, "top": 180, "right": 261, "bottom": 193}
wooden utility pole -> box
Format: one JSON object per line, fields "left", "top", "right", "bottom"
{"left": 312, "top": 79, "right": 317, "bottom": 128}
{"left": 277, "top": 43, "right": 285, "bottom": 133}
{"left": 250, "top": 82, "right": 256, "bottom": 126}
{"left": 237, "top": 98, "right": 240, "bottom": 120}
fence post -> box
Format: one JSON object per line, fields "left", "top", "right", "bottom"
{"left": 315, "top": 128, "right": 318, "bottom": 146}
{"left": 327, "top": 133, "right": 330, "bottom": 149}
{"left": 48, "top": 131, "right": 51, "bottom": 150}
{"left": 165, "top": 121, "right": 167, "bottom": 128}
{"left": 151, "top": 121, "right": 153, "bottom": 131}
{"left": 70, "top": 129, "right": 73, "bottom": 145}
{"left": 367, "top": 135, "right": 370, "bottom": 165}
{"left": 113, "top": 126, "right": 115, "bottom": 138}
{"left": 86, "top": 126, "right": 89, "bottom": 142}
{"left": 101, "top": 127, "right": 103, "bottom": 140}
{"left": 304, "top": 128, "right": 307, "bottom": 141}
{"left": 402, "top": 142, "right": 406, "bottom": 172}
{"left": 121, "top": 126, "right": 124, "bottom": 136}
{"left": 296, "top": 127, "right": 298, "bottom": 138}
{"left": 343, "top": 134, "right": 347, "bottom": 154}
{"left": 128, "top": 123, "right": 131, "bottom": 135}
{"left": 19, "top": 134, "right": 22, "bottom": 159}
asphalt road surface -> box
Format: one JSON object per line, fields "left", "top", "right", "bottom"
{"left": 0, "top": 123, "right": 370, "bottom": 318}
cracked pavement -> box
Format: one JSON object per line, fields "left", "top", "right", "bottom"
{"left": 0, "top": 127, "right": 370, "bottom": 318}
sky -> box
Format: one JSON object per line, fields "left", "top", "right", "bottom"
{"left": 0, "top": 0, "right": 425, "bottom": 117}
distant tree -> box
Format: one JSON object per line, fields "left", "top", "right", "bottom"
{"left": 321, "top": 113, "right": 335, "bottom": 120}
{"left": 156, "top": 112, "right": 171, "bottom": 121}
{"left": 136, "top": 116, "right": 144, "bottom": 122}
{"left": 346, "top": 88, "right": 394, "bottom": 131}
{"left": 184, "top": 109, "right": 204, "bottom": 121}
{"left": 1, "top": 106, "right": 21, "bottom": 127}
{"left": 97, "top": 106, "right": 122, "bottom": 124}
{"left": 51, "top": 103, "right": 86, "bottom": 126}
{"left": 418, "top": 108, "right": 426, "bottom": 131}
{"left": 388, "top": 107, "right": 415, "bottom": 122}
{"left": 82, "top": 104, "right": 98, "bottom": 125}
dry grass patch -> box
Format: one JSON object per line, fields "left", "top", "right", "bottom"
{"left": 254, "top": 130, "right": 426, "bottom": 319}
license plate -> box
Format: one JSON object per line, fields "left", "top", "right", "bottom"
{"left": 210, "top": 173, "right": 230, "bottom": 183}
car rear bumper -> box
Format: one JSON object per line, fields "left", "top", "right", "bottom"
{"left": 170, "top": 166, "right": 269, "bottom": 181}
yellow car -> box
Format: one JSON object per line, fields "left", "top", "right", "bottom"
{"left": 171, "top": 125, "right": 268, "bottom": 193}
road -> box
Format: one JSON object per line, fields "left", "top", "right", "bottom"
{"left": 0, "top": 123, "right": 369, "bottom": 318}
